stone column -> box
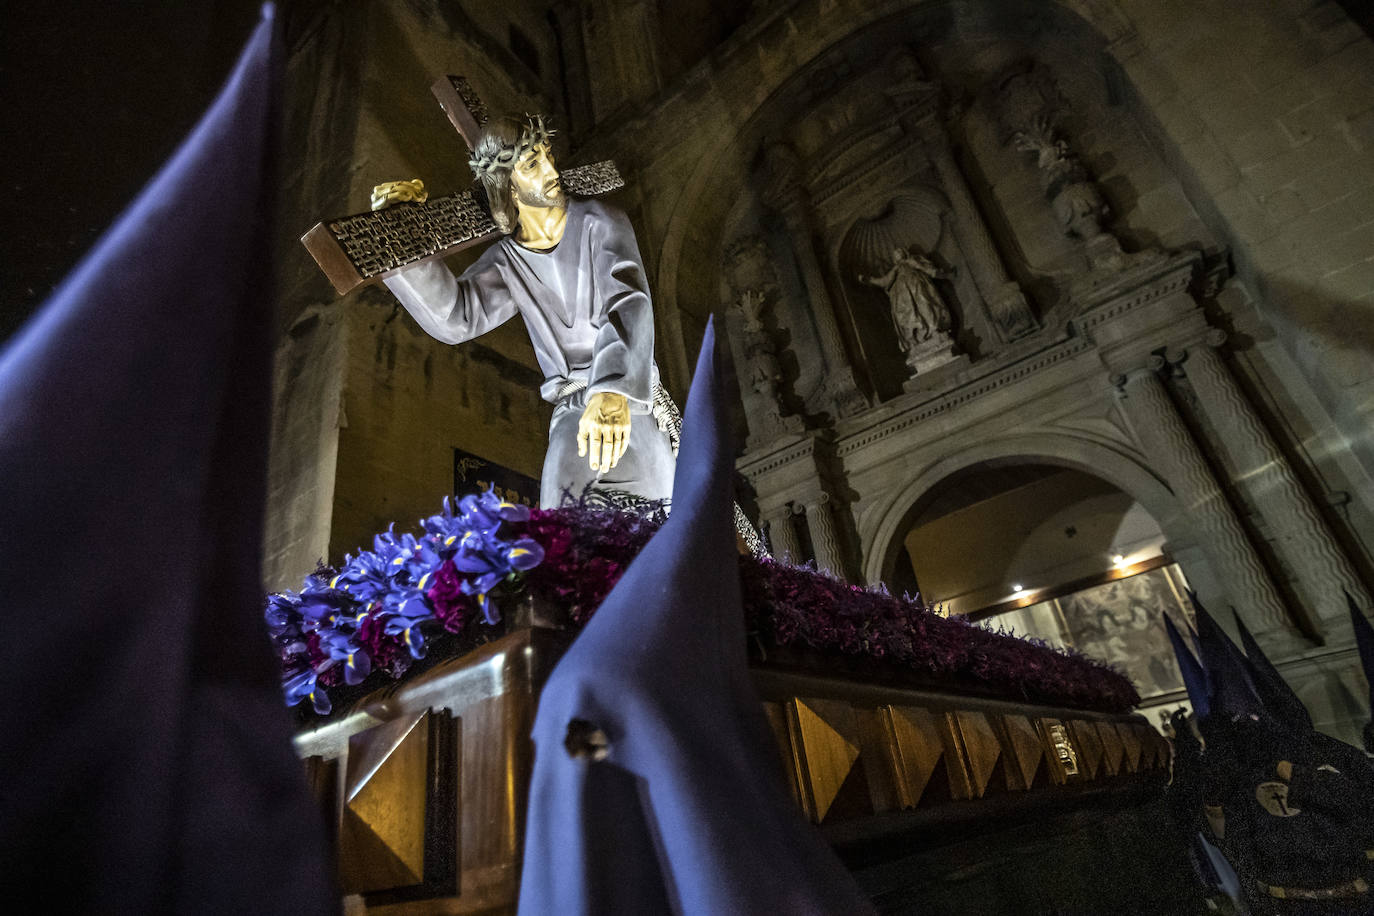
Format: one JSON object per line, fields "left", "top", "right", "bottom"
{"left": 1176, "top": 332, "right": 1370, "bottom": 628}
{"left": 803, "top": 494, "right": 846, "bottom": 579}
{"left": 765, "top": 506, "right": 802, "bottom": 563}
{"left": 1114, "top": 359, "right": 1293, "bottom": 635}
{"left": 921, "top": 124, "right": 1037, "bottom": 342}
{"left": 763, "top": 144, "right": 867, "bottom": 419}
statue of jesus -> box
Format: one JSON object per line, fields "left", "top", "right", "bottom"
{"left": 373, "top": 116, "right": 675, "bottom": 509}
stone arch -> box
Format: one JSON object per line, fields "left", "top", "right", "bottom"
{"left": 860, "top": 430, "right": 1190, "bottom": 587}
{"left": 651, "top": 0, "right": 1140, "bottom": 379}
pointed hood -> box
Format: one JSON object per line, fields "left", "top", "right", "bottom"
{"left": 0, "top": 7, "right": 331, "bottom": 911}
{"left": 1165, "top": 613, "right": 1210, "bottom": 719}
{"left": 520, "top": 320, "right": 874, "bottom": 914}
{"left": 1231, "top": 609, "right": 1313, "bottom": 733}
{"left": 1188, "top": 591, "right": 1264, "bottom": 722}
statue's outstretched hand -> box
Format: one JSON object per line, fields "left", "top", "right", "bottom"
{"left": 578, "top": 392, "right": 631, "bottom": 473}
{"left": 370, "top": 179, "right": 429, "bottom": 211}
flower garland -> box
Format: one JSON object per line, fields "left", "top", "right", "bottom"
{"left": 265, "top": 491, "right": 544, "bottom": 715}
{"left": 267, "top": 497, "right": 1140, "bottom": 717}
{"left": 521, "top": 503, "right": 1139, "bottom": 712}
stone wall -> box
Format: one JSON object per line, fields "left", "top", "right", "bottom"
{"left": 267, "top": 0, "right": 563, "bottom": 587}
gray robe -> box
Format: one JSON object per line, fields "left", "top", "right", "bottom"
{"left": 383, "top": 197, "right": 675, "bottom": 508}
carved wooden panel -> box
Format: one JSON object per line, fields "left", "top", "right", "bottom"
{"left": 997, "top": 714, "right": 1045, "bottom": 791}
{"left": 950, "top": 710, "right": 1003, "bottom": 799}
{"left": 1117, "top": 721, "right": 1143, "bottom": 773}
{"left": 1149, "top": 725, "right": 1173, "bottom": 770}
{"left": 459, "top": 692, "right": 534, "bottom": 905}
{"left": 785, "top": 697, "right": 864, "bottom": 822}
{"left": 1037, "top": 718, "right": 1080, "bottom": 785}
{"left": 877, "top": 705, "right": 948, "bottom": 809}
{"left": 338, "top": 710, "right": 458, "bottom": 902}
{"left": 1068, "top": 720, "right": 1105, "bottom": 780}
{"left": 1096, "top": 719, "right": 1125, "bottom": 777}
{"left": 762, "top": 701, "right": 802, "bottom": 808}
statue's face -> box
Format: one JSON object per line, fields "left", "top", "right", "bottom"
{"left": 891, "top": 247, "right": 905, "bottom": 262}
{"left": 509, "top": 142, "right": 565, "bottom": 209}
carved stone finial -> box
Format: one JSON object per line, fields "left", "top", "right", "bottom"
{"left": 995, "top": 62, "right": 1162, "bottom": 277}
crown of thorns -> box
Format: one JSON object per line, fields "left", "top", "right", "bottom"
{"left": 468, "top": 115, "right": 555, "bottom": 179}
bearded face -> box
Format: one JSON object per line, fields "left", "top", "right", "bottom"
{"left": 509, "top": 143, "right": 565, "bottom": 209}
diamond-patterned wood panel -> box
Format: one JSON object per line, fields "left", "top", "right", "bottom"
{"left": 949, "top": 710, "right": 1003, "bottom": 799}
{"left": 879, "top": 705, "right": 948, "bottom": 809}
{"left": 1117, "top": 722, "right": 1144, "bottom": 773}
{"left": 1069, "top": 720, "right": 1105, "bottom": 780}
{"left": 340, "top": 712, "right": 431, "bottom": 894}
{"left": 786, "top": 698, "right": 863, "bottom": 822}
{"left": 1097, "top": 720, "right": 1125, "bottom": 777}
{"left": 998, "top": 714, "right": 1045, "bottom": 791}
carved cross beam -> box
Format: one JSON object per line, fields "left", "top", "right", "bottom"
{"left": 301, "top": 76, "right": 624, "bottom": 296}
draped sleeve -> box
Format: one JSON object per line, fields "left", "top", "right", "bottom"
{"left": 381, "top": 249, "right": 516, "bottom": 345}
{"left": 585, "top": 201, "right": 655, "bottom": 407}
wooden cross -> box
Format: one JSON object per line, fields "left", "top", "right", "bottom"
{"left": 301, "top": 76, "right": 624, "bottom": 296}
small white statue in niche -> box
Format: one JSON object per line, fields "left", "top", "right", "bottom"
{"left": 858, "top": 247, "right": 957, "bottom": 362}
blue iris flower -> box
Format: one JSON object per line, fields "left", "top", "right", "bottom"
{"left": 321, "top": 631, "right": 373, "bottom": 686}
{"left": 383, "top": 614, "right": 430, "bottom": 659}
{"left": 420, "top": 495, "right": 462, "bottom": 541}
{"left": 284, "top": 667, "right": 332, "bottom": 716}
{"left": 460, "top": 491, "right": 529, "bottom": 531}
{"left": 402, "top": 540, "right": 445, "bottom": 592}
{"left": 504, "top": 537, "right": 545, "bottom": 571}
{"left": 377, "top": 585, "right": 435, "bottom": 659}
{"left": 457, "top": 586, "right": 501, "bottom": 625}
{"left": 265, "top": 591, "right": 302, "bottom": 638}
{"left": 331, "top": 549, "right": 392, "bottom": 603}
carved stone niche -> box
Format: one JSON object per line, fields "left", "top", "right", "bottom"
{"left": 838, "top": 188, "right": 970, "bottom": 397}
{"left": 721, "top": 234, "right": 804, "bottom": 450}
{"left": 991, "top": 60, "right": 1164, "bottom": 285}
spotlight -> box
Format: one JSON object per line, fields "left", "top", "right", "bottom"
{"left": 1012, "top": 584, "right": 1024, "bottom": 593}
{"left": 1113, "top": 554, "right": 1126, "bottom": 567}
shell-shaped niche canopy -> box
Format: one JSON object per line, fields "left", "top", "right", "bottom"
{"left": 840, "top": 188, "right": 948, "bottom": 278}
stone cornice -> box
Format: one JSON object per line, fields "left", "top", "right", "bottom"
{"left": 737, "top": 432, "right": 819, "bottom": 477}
{"left": 1069, "top": 253, "right": 1199, "bottom": 331}
{"left": 835, "top": 336, "right": 1095, "bottom": 457}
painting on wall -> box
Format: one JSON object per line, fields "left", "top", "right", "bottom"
{"left": 995, "top": 564, "right": 1195, "bottom": 701}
